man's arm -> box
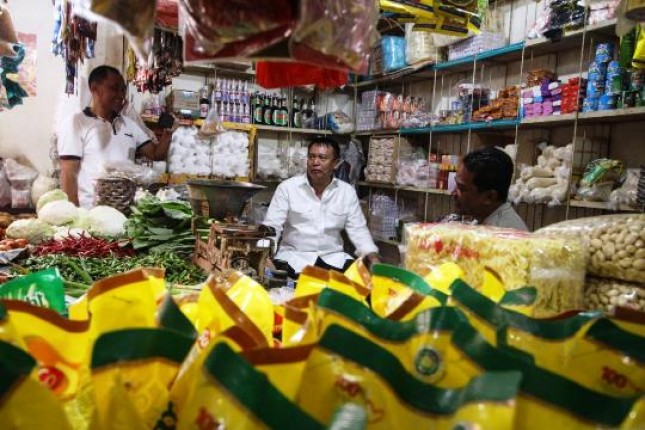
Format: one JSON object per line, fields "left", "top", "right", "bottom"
{"left": 137, "top": 128, "right": 173, "bottom": 161}
{"left": 261, "top": 184, "right": 289, "bottom": 242}
{"left": 59, "top": 158, "right": 81, "bottom": 206}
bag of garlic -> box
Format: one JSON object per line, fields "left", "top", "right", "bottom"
{"left": 404, "top": 223, "right": 587, "bottom": 317}
{"left": 536, "top": 214, "right": 645, "bottom": 283}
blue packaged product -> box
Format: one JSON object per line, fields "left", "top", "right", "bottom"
{"left": 381, "top": 36, "right": 407, "bottom": 73}
{"left": 595, "top": 43, "right": 614, "bottom": 61}
{"left": 607, "top": 60, "right": 622, "bottom": 74}
{"left": 599, "top": 94, "right": 617, "bottom": 106}
{"left": 588, "top": 71, "right": 606, "bottom": 82}
{"left": 583, "top": 97, "right": 599, "bottom": 112}
{"left": 588, "top": 61, "right": 608, "bottom": 75}
{"left": 586, "top": 81, "right": 604, "bottom": 97}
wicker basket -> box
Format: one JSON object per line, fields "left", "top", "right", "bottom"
{"left": 96, "top": 177, "right": 136, "bottom": 215}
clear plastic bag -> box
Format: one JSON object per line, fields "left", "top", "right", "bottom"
{"left": 4, "top": 159, "right": 38, "bottom": 208}
{"left": 584, "top": 277, "right": 645, "bottom": 314}
{"left": 405, "top": 222, "right": 587, "bottom": 317}
{"left": 609, "top": 168, "right": 640, "bottom": 210}
{"left": 0, "top": 162, "right": 11, "bottom": 207}
{"left": 537, "top": 214, "right": 645, "bottom": 283}
{"left": 100, "top": 160, "right": 161, "bottom": 185}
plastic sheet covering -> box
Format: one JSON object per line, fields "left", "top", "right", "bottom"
{"left": 405, "top": 223, "right": 587, "bottom": 317}
{"left": 405, "top": 23, "right": 440, "bottom": 65}
{"left": 290, "top": 0, "right": 379, "bottom": 74}
{"left": 537, "top": 214, "right": 645, "bottom": 283}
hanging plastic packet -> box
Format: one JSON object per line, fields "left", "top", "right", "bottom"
{"left": 72, "top": 0, "right": 155, "bottom": 60}
{"left": 240, "top": 344, "right": 315, "bottom": 400}
{"left": 0, "top": 340, "right": 72, "bottom": 429}
{"left": 316, "top": 288, "right": 474, "bottom": 388}
{"left": 176, "top": 341, "right": 325, "bottom": 430}
{"left": 197, "top": 92, "right": 222, "bottom": 138}
{"left": 91, "top": 328, "right": 194, "bottom": 430}
{"left": 296, "top": 323, "right": 521, "bottom": 429}
{"left": 370, "top": 264, "right": 447, "bottom": 320}
{"left": 194, "top": 274, "right": 273, "bottom": 347}
{"left": 412, "top": 13, "right": 481, "bottom": 38}
{"left": 452, "top": 323, "right": 645, "bottom": 429}
{"left": 290, "top": 0, "right": 379, "bottom": 74}
{"left": 87, "top": 268, "right": 164, "bottom": 342}
{"left": 0, "top": 268, "right": 66, "bottom": 315}
{"left": 380, "top": 0, "right": 436, "bottom": 20}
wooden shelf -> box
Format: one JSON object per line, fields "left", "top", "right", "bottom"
{"left": 255, "top": 125, "right": 332, "bottom": 135}
{"left": 569, "top": 200, "right": 641, "bottom": 212}
{"left": 525, "top": 20, "right": 617, "bottom": 55}
{"left": 358, "top": 182, "right": 452, "bottom": 196}
{"left": 520, "top": 113, "right": 577, "bottom": 128}
{"left": 578, "top": 106, "right": 645, "bottom": 124}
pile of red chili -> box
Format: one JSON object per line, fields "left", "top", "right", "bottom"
{"left": 32, "top": 235, "right": 135, "bottom": 258}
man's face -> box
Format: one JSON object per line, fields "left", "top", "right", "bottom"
{"left": 307, "top": 143, "right": 337, "bottom": 183}
{"left": 93, "top": 72, "right": 126, "bottom": 114}
{"left": 453, "top": 163, "right": 488, "bottom": 217}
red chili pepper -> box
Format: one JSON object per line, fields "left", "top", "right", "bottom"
{"left": 32, "top": 234, "right": 135, "bottom": 258}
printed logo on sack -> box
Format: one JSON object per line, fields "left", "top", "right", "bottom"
{"left": 414, "top": 346, "right": 443, "bottom": 379}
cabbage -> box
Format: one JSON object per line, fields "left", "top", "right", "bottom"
{"left": 87, "top": 206, "right": 127, "bottom": 238}
{"left": 6, "top": 219, "right": 55, "bottom": 244}
{"left": 74, "top": 208, "right": 91, "bottom": 230}
{"left": 36, "top": 189, "right": 68, "bottom": 214}
{"left": 39, "top": 200, "right": 79, "bottom": 226}
{"left": 53, "top": 226, "right": 88, "bottom": 241}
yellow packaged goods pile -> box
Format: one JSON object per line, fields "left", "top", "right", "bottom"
{"left": 537, "top": 214, "right": 645, "bottom": 315}
{"left": 404, "top": 223, "right": 587, "bottom": 317}
{"left": 1, "top": 263, "right": 645, "bottom": 429}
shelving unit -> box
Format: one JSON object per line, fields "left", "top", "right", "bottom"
{"left": 569, "top": 199, "right": 640, "bottom": 212}
{"left": 255, "top": 125, "right": 333, "bottom": 135}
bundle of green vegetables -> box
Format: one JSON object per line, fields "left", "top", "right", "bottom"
{"left": 126, "top": 196, "right": 195, "bottom": 256}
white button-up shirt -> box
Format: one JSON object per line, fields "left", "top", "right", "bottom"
{"left": 263, "top": 174, "right": 378, "bottom": 273}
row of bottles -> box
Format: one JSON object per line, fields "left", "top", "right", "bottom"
{"left": 251, "top": 92, "right": 317, "bottom": 127}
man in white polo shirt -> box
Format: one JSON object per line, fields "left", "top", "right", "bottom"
{"left": 57, "top": 65, "right": 172, "bottom": 208}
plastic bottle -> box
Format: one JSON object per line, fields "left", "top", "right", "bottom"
{"left": 199, "top": 86, "right": 210, "bottom": 119}
{"left": 263, "top": 95, "right": 273, "bottom": 125}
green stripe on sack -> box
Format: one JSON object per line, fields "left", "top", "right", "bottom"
{"left": 371, "top": 264, "right": 448, "bottom": 304}
{"left": 451, "top": 323, "right": 638, "bottom": 427}
{"left": 318, "top": 324, "right": 522, "bottom": 415}
{"left": 0, "top": 299, "right": 6, "bottom": 320}
{"left": 204, "top": 342, "right": 325, "bottom": 430}
{"left": 157, "top": 295, "right": 198, "bottom": 340}
{"left": 91, "top": 328, "right": 194, "bottom": 369}
{"left": 450, "top": 280, "right": 600, "bottom": 339}
{"left": 585, "top": 318, "right": 645, "bottom": 363}
{"left": 317, "top": 288, "right": 466, "bottom": 341}
{"left": 0, "top": 340, "right": 36, "bottom": 400}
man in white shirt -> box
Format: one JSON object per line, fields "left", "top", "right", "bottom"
{"left": 453, "top": 146, "right": 528, "bottom": 231}
{"left": 57, "top": 65, "right": 172, "bottom": 208}
{"left": 262, "top": 138, "right": 380, "bottom": 277}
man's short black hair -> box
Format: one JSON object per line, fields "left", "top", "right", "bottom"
{"left": 463, "top": 146, "right": 514, "bottom": 202}
{"left": 308, "top": 137, "right": 340, "bottom": 160}
{"left": 88, "top": 65, "right": 122, "bottom": 88}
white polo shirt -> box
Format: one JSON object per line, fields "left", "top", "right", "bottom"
{"left": 57, "top": 108, "right": 151, "bottom": 208}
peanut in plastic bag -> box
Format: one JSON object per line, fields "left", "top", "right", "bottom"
{"left": 452, "top": 322, "right": 645, "bottom": 429}
{"left": 370, "top": 263, "right": 447, "bottom": 320}
{"left": 195, "top": 273, "right": 273, "bottom": 347}
{"left": 177, "top": 341, "right": 325, "bottom": 430}
{"left": 316, "top": 288, "right": 474, "bottom": 388}
{"left": 296, "top": 323, "right": 521, "bottom": 429}
{"left": 90, "top": 328, "right": 194, "bottom": 430}
{"left": 0, "top": 340, "right": 72, "bottom": 430}
{"left": 584, "top": 276, "right": 645, "bottom": 315}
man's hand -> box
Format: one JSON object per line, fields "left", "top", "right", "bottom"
{"left": 258, "top": 224, "right": 276, "bottom": 237}
{"left": 59, "top": 158, "right": 81, "bottom": 206}
{"left": 363, "top": 252, "right": 381, "bottom": 269}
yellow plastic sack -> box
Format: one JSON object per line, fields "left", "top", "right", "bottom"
{"left": 3, "top": 299, "right": 90, "bottom": 400}
{"left": 343, "top": 258, "right": 372, "bottom": 290}
{"left": 282, "top": 294, "right": 320, "bottom": 347}
{"left": 296, "top": 323, "right": 520, "bottom": 429}
{"left": 87, "top": 269, "right": 162, "bottom": 341}
{"left": 157, "top": 294, "right": 198, "bottom": 340}
{"left": 91, "top": 328, "right": 193, "bottom": 430}
{"left": 241, "top": 344, "right": 315, "bottom": 400}
{"left": 296, "top": 266, "right": 369, "bottom": 303}
{"left": 452, "top": 322, "right": 645, "bottom": 429}
{"left": 0, "top": 340, "right": 72, "bottom": 429}
{"left": 371, "top": 263, "right": 447, "bottom": 320}
{"left": 316, "top": 288, "right": 474, "bottom": 388}
{"left": 0, "top": 299, "right": 23, "bottom": 348}
{"left": 195, "top": 273, "right": 274, "bottom": 347}
{"left": 422, "top": 262, "right": 464, "bottom": 295}
{"left": 177, "top": 341, "right": 325, "bottom": 430}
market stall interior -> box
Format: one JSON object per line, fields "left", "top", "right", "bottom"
{"left": 0, "top": 0, "right": 644, "bottom": 428}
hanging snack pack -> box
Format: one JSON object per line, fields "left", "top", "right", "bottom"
{"left": 0, "top": 268, "right": 66, "bottom": 315}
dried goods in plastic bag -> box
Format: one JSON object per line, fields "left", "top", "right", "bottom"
{"left": 609, "top": 168, "right": 641, "bottom": 210}
{"left": 536, "top": 214, "right": 645, "bottom": 283}
{"left": 405, "top": 223, "right": 587, "bottom": 317}
{"left": 290, "top": 0, "right": 379, "bottom": 74}
{"left": 584, "top": 276, "right": 645, "bottom": 315}
{"left": 296, "top": 322, "right": 521, "bottom": 429}
{"left": 0, "top": 340, "right": 72, "bottom": 429}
